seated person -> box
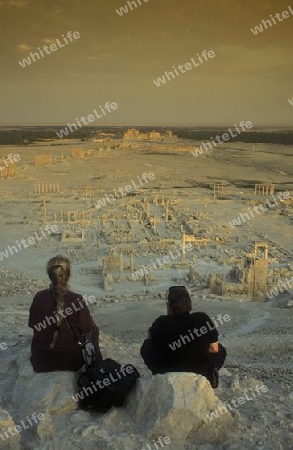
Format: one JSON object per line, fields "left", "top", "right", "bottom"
{"left": 28, "top": 255, "right": 102, "bottom": 372}
{"left": 140, "top": 286, "right": 227, "bottom": 387}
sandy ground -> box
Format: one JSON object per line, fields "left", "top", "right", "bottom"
{"left": 0, "top": 139, "right": 292, "bottom": 449}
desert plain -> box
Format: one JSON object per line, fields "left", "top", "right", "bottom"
{"left": 0, "top": 134, "right": 292, "bottom": 450}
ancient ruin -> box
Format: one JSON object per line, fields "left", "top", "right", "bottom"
{"left": 9, "top": 139, "right": 287, "bottom": 300}
{"left": 214, "top": 182, "right": 229, "bottom": 198}
{"left": 123, "top": 128, "right": 177, "bottom": 141}
{"left": 34, "top": 154, "right": 53, "bottom": 166}
{"left": 34, "top": 182, "right": 60, "bottom": 194}
{"left": 209, "top": 243, "right": 269, "bottom": 298}
{"left": 0, "top": 131, "right": 292, "bottom": 450}
{"left": 0, "top": 165, "right": 16, "bottom": 178}
{"left": 254, "top": 183, "right": 275, "bottom": 195}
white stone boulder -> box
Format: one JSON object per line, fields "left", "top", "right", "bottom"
{"left": 0, "top": 409, "right": 20, "bottom": 450}
{"left": 12, "top": 349, "right": 78, "bottom": 429}
{"left": 126, "top": 372, "right": 232, "bottom": 444}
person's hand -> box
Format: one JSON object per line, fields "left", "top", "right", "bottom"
{"left": 208, "top": 342, "right": 219, "bottom": 353}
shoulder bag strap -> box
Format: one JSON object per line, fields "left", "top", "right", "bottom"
{"left": 63, "top": 315, "right": 82, "bottom": 343}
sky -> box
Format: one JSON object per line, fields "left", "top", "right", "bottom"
{"left": 1, "top": 0, "right": 293, "bottom": 126}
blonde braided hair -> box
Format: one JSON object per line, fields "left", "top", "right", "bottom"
{"left": 46, "top": 255, "right": 71, "bottom": 349}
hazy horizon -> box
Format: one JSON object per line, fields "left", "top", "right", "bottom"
{"left": 0, "top": 123, "right": 293, "bottom": 130}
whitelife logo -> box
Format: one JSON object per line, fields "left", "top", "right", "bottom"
{"left": 191, "top": 121, "right": 253, "bottom": 158}
{"left": 116, "top": 0, "right": 149, "bottom": 16}
{"left": 207, "top": 384, "right": 268, "bottom": 421}
{"left": 33, "top": 295, "right": 97, "bottom": 332}
{"left": 0, "top": 153, "right": 20, "bottom": 171}
{"left": 250, "top": 5, "right": 293, "bottom": 35}
{"left": 56, "top": 102, "right": 118, "bottom": 138}
{"left": 140, "top": 436, "right": 172, "bottom": 450}
{"left": 169, "top": 314, "right": 231, "bottom": 351}
{"left": 0, "top": 342, "right": 7, "bottom": 351}
{"left": 95, "top": 172, "right": 155, "bottom": 209}
{"left": 0, "top": 412, "right": 45, "bottom": 442}
{"left": 153, "top": 50, "right": 215, "bottom": 87}
{"left": 18, "top": 31, "right": 81, "bottom": 68}
{"left": 228, "top": 191, "right": 291, "bottom": 228}
{"left": 266, "top": 277, "right": 293, "bottom": 299}
{"left": 0, "top": 225, "right": 58, "bottom": 261}
{"left": 71, "top": 365, "right": 135, "bottom": 402}
{"left": 132, "top": 243, "right": 193, "bottom": 280}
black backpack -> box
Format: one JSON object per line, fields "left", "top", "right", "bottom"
{"left": 76, "top": 358, "right": 140, "bottom": 412}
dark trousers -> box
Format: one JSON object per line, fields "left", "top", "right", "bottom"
{"left": 209, "top": 343, "right": 227, "bottom": 370}
{"left": 140, "top": 339, "right": 227, "bottom": 376}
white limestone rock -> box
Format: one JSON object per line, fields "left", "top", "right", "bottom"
{"left": 0, "top": 409, "right": 20, "bottom": 450}
{"left": 125, "top": 372, "right": 232, "bottom": 444}
{"left": 12, "top": 349, "right": 78, "bottom": 420}
{"left": 32, "top": 430, "right": 148, "bottom": 450}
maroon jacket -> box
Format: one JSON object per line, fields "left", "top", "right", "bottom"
{"left": 29, "top": 289, "right": 97, "bottom": 372}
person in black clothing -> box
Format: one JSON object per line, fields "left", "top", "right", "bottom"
{"left": 140, "top": 286, "right": 227, "bottom": 388}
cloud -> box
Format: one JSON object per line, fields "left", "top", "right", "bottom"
{"left": 16, "top": 43, "right": 33, "bottom": 52}
{"left": 43, "top": 38, "right": 56, "bottom": 44}
{"left": 86, "top": 52, "right": 112, "bottom": 62}
{"left": 113, "top": 36, "right": 133, "bottom": 44}
{"left": 6, "top": 0, "right": 31, "bottom": 6}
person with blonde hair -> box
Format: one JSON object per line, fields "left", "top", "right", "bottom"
{"left": 29, "top": 255, "right": 101, "bottom": 372}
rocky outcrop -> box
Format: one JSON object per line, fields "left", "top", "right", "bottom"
{"left": 0, "top": 409, "right": 20, "bottom": 450}
{"left": 126, "top": 372, "right": 232, "bottom": 444}
{"left": 11, "top": 349, "right": 78, "bottom": 444}
{"left": 10, "top": 350, "right": 231, "bottom": 449}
